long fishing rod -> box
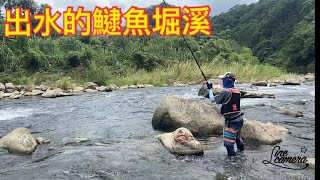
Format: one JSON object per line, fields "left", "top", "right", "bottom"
{"left": 162, "top": 0, "right": 208, "bottom": 82}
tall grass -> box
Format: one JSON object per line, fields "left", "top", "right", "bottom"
{"left": 105, "top": 61, "right": 294, "bottom": 86}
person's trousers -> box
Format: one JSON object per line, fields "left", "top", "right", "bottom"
{"left": 223, "top": 118, "right": 244, "bottom": 156}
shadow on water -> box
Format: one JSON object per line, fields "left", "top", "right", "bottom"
{"left": 0, "top": 83, "right": 315, "bottom": 179}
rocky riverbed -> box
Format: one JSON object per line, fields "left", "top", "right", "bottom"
{"left": 0, "top": 79, "right": 315, "bottom": 179}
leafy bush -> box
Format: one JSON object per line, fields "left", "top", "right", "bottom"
{"left": 83, "top": 61, "right": 112, "bottom": 85}
{"left": 0, "top": 41, "right": 20, "bottom": 72}
{"left": 23, "top": 48, "right": 49, "bottom": 72}
{"left": 131, "top": 51, "right": 164, "bottom": 71}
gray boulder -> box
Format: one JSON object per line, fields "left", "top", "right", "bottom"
{"left": 0, "top": 83, "right": 5, "bottom": 91}
{"left": 5, "top": 83, "right": 15, "bottom": 93}
{"left": 157, "top": 127, "right": 204, "bottom": 155}
{"left": 152, "top": 96, "right": 224, "bottom": 137}
{"left": 241, "top": 119, "right": 288, "bottom": 145}
{"left": 84, "top": 82, "right": 97, "bottom": 90}
{"left": 0, "top": 128, "right": 38, "bottom": 154}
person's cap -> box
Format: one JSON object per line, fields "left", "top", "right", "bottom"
{"left": 218, "top": 72, "right": 236, "bottom": 80}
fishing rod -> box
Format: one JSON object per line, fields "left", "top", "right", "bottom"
{"left": 162, "top": 0, "right": 208, "bottom": 82}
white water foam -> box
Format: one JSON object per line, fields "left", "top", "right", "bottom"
{"left": 0, "top": 107, "right": 34, "bottom": 121}
{"left": 310, "top": 90, "right": 315, "bottom": 96}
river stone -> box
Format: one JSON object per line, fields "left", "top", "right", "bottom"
{"left": 293, "top": 100, "right": 306, "bottom": 105}
{"left": 5, "top": 83, "right": 15, "bottom": 89}
{"left": 152, "top": 96, "right": 224, "bottom": 137}
{"left": 0, "top": 83, "right": 5, "bottom": 91}
{"left": 128, "top": 85, "right": 138, "bottom": 89}
{"left": 109, "top": 84, "right": 118, "bottom": 90}
{"left": 119, "top": 85, "right": 129, "bottom": 90}
{"left": 40, "top": 84, "right": 49, "bottom": 91}
{"left": 9, "top": 94, "right": 21, "bottom": 99}
{"left": 137, "top": 84, "right": 145, "bottom": 88}
{"left": 31, "top": 90, "right": 44, "bottom": 96}
{"left": 241, "top": 119, "right": 288, "bottom": 145}
{"left": 73, "top": 87, "right": 84, "bottom": 93}
{"left": 156, "top": 127, "right": 204, "bottom": 156}
{"left": 268, "top": 83, "right": 277, "bottom": 87}
{"left": 277, "top": 107, "right": 303, "bottom": 117}
{"left": 84, "top": 89, "right": 97, "bottom": 93}
{"left": 0, "top": 128, "right": 38, "bottom": 154}
{"left": 15, "top": 85, "right": 24, "bottom": 91}
{"left": 144, "top": 84, "right": 154, "bottom": 88}
{"left": 97, "top": 86, "right": 112, "bottom": 92}
{"left": 240, "top": 90, "right": 275, "bottom": 98}
{"left": 198, "top": 83, "right": 223, "bottom": 98}
{"left": 252, "top": 81, "right": 268, "bottom": 86}
{"left": 283, "top": 79, "right": 300, "bottom": 85}
{"left": 64, "top": 137, "right": 91, "bottom": 146}
{"left": 84, "top": 82, "right": 97, "bottom": 90}
{"left": 2, "top": 93, "right": 12, "bottom": 98}
{"left": 304, "top": 73, "right": 315, "bottom": 82}
{"left": 35, "top": 137, "right": 50, "bottom": 145}
{"left": 269, "top": 80, "right": 284, "bottom": 84}
{"left": 42, "top": 89, "right": 73, "bottom": 98}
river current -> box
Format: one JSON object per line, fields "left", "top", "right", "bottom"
{"left": 0, "top": 83, "right": 315, "bottom": 180}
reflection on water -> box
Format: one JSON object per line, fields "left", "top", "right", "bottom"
{"left": 0, "top": 83, "right": 315, "bottom": 179}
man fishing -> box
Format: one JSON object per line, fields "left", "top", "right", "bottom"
{"left": 206, "top": 72, "right": 244, "bottom": 156}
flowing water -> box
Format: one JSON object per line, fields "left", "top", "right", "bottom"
{"left": 0, "top": 83, "right": 315, "bottom": 180}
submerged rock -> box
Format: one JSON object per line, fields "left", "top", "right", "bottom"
{"left": 293, "top": 100, "right": 306, "bottom": 105}
{"left": 157, "top": 127, "right": 204, "bottom": 155}
{"left": 64, "top": 137, "right": 91, "bottom": 146}
{"left": 252, "top": 81, "right": 268, "bottom": 86}
{"left": 241, "top": 119, "right": 288, "bottom": 145}
{"left": 277, "top": 106, "right": 303, "bottom": 117}
{"left": 35, "top": 137, "right": 51, "bottom": 145}
{"left": 0, "top": 128, "right": 38, "bottom": 154}
{"left": 152, "top": 96, "right": 224, "bottom": 137}
{"left": 240, "top": 90, "right": 275, "bottom": 98}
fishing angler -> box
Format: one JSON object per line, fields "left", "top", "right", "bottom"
{"left": 161, "top": 0, "right": 244, "bottom": 156}
{"left": 206, "top": 72, "right": 245, "bottom": 156}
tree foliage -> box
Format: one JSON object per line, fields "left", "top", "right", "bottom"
{"left": 211, "top": 0, "right": 315, "bottom": 73}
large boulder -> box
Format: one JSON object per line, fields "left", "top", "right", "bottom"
{"left": 240, "top": 90, "right": 275, "bottom": 98}
{"left": 0, "top": 128, "right": 38, "bottom": 154}
{"left": 152, "top": 96, "right": 224, "bottom": 137}
{"left": 84, "top": 82, "right": 97, "bottom": 90}
{"left": 0, "top": 83, "right": 6, "bottom": 91}
{"left": 157, "top": 127, "right": 204, "bottom": 156}
{"left": 241, "top": 119, "right": 288, "bottom": 145}
{"left": 5, "top": 83, "right": 15, "bottom": 93}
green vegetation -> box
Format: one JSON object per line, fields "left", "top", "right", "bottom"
{"left": 211, "top": 0, "right": 315, "bottom": 73}
{"left": 0, "top": 0, "right": 311, "bottom": 88}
